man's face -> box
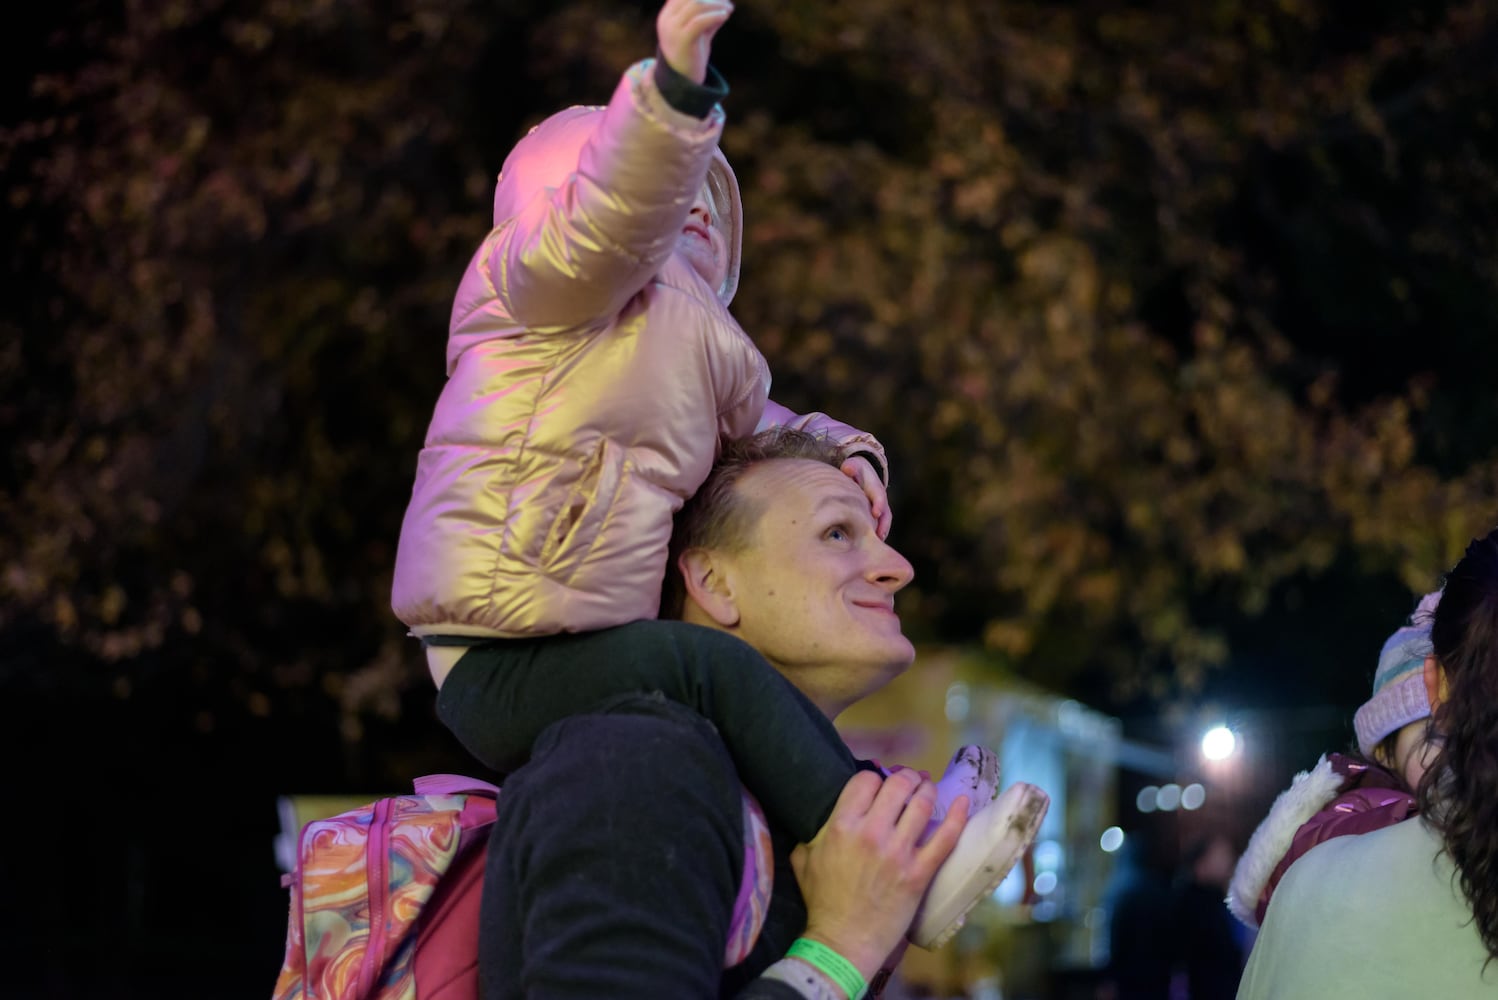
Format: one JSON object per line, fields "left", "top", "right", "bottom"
{"left": 715, "top": 459, "right": 916, "bottom": 715}
{"left": 676, "top": 179, "right": 728, "bottom": 294}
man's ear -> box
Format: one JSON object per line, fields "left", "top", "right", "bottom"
{"left": 677, "top": 548, "right": 740, "bottom": 628}
{"left": 1423, "top": 654, "right": 1447, "bottom": 713}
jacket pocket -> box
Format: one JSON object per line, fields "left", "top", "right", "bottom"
{"left": 539, "top": 437, "right": 625, "bottom": 578}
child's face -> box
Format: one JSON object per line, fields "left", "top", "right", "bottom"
{"left": 677, "top": 179, "right": 729, "bottom": 294}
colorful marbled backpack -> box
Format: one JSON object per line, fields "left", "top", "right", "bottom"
{"left": 272, "top": 774, "right": 772, "bottom": 999}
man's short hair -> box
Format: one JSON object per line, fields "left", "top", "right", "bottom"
{"left": 659, "top": 427, "right": 848, "bottom": 619}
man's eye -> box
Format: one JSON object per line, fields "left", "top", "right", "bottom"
{"left": 824, "top": 525, "right": 850, "bottom": 542}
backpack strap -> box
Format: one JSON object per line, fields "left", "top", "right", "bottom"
{"left": 413, "top": 774, "right": 501, "bottom": 797}
{"left": 724, "top": 789, "right": 774, "bottom": 967}
{"left": 353, "top": 797, "right": 396, "bottom": 998}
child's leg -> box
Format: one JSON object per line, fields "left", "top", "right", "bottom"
{"left": 434, "top": 619, "right": 863, "bottom": 843}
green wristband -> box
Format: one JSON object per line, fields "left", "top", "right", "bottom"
{"left": 786, "top": 938, "right": 868, "bottom": 1000}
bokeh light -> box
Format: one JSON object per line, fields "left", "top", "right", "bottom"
{"left": 1181, "top": 783, "right": 1207, "bottom": 810}
{"left": 1201, "top": 725, "right": 1237, "bottom": 761}
{"left": 1156, "top": 783, "right": 1181, "bottom": 811}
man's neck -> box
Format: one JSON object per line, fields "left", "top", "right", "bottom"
{"left": 675, "top": 610, "right": 845, "bottom": 718}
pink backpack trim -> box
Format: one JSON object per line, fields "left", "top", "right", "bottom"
{"left": 725, "top": 790, "right": 773, "bottom": 967}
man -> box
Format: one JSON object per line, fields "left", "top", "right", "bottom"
{"left": 477, "top": 429, "right": 1031, "bottom": 997}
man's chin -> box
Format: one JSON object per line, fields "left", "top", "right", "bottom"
{"left": 869, "top": 639, "right": 917, "bottom": 684}
{"left": 888, "top": 634, "right": 916, "bottom": 666}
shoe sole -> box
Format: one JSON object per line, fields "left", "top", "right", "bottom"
{"left": 908, "top": 782, "right": 1050, "bottom": 949}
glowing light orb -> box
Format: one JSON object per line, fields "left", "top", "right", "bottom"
{"left": 1201, "top": 725, "right": 1237, "bottom": 761}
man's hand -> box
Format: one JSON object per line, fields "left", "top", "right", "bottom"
{"left": 841, "top": 455, "right": 892, "bottom": 539}
{"left": 791, "top": 769, "right": 968, "bottom": 982}
{"left": 657, "top": 0, "right": 734, "bottom": 85}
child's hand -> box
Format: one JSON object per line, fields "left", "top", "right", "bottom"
{"left": 657, "top": 0, "right": 733, "bottom": 85}
{"left": 841, "top": 455, "right": 892, "bottom": 539}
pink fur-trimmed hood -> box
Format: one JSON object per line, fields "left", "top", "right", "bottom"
{"left": 1228, "top": 754, "right": 1417, "bottom": 928}
{"left": 1228, "top": 755, "right": 1345, "bottom": 928}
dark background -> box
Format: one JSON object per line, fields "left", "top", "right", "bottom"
{"left": 3, "top": 1, "right": 1496, "bottom": 996}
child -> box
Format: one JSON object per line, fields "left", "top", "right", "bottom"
{"left": 1227, "top": 590, "right": 1441, "bottom": 928}
{"left": 390, "top": 0, "right": 1044, "bottom": 949}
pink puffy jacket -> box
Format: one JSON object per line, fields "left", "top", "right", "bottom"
{"left": 392, "top": 60, "right": 887, "bottom": 639}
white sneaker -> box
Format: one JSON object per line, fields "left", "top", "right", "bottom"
{"left": 908, "top": 781, "right": 1050, "bottom": 949}
{"left": 931, "top": 745, "right": 1000, "bottom": 822}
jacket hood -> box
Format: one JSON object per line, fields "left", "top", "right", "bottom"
{"left": 492, "top": 105, "right": 744, "bottom": 304}
{"left": 1227, "top": 753, "right": 1417, "bottom": 929}
{"left": 1227, "top": 754, "right": 1344, "bottom": 929}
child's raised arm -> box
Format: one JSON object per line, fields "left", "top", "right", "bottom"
{"left": 477, "top": 0, "right": 734, "bottom": 335}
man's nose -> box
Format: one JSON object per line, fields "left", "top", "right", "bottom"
{"left": 868, "top": 539, "right": 915, "bottom": 591}
{"left": 688, "top": 200, "right": 713, "bottom": 227}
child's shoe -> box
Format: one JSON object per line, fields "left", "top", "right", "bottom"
{"left": 930, "top": 745, "right": 1000, "bottom": 821}
{"left": 908, "top": 781, "right": 1051, "bottom": 949}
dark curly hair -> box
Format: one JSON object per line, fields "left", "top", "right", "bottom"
{"left": 1418, "top": 527, "right": 1498, "bottom": 963}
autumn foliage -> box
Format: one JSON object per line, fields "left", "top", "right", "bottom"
{"left": 5, "top": 0, "right": 1497, "bottom": 733}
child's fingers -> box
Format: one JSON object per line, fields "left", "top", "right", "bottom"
{"left": 659, "top": 0, "right": 731, "bottom": 37}
{"left": 862, "top": 478, "right": 891, "bottom": 539}
{"left": 839, "top": 458, "right": 881, "bottom": 501}
{"left": 661, "top": 0, "right": 729, "bottom": 15}
{"left": 679, "top": 1, "right": 733, "bottom": 24}
{"left": 691, "top": 0, "right": 734, "bottom": 16}
{"left": 683, "top": 9, "right": 732, "bottom": 36}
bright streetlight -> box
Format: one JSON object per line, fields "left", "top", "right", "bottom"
{"left": 1201, "top": 725, "right": 1237, "bottom": 761}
